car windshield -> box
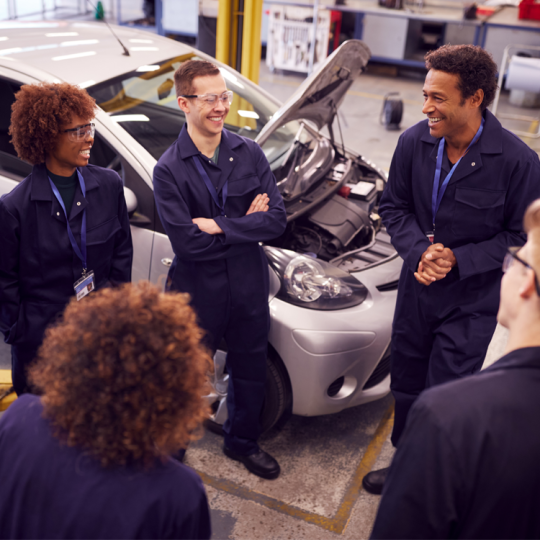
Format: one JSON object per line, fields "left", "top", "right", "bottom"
{"left": 87, "top": 53, "right": 308, "bottom": 170}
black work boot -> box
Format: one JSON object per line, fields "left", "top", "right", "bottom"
{"left": 362, "top": 466, "right": 389, "bottom": 494}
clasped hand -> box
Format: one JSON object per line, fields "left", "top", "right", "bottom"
{"left": 414, "top": 243, "right": 457, "bottom": 286}
{"left": 192, "top": 193, "right": 270, "bottom": 235}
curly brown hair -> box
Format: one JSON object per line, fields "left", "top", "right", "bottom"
{"left": 425, "top": 45, "right": 498, "bottom": 111}
{"left": 9, "top": 82, "right": 97, "bottom": 165}
{"left": 174, "top": 59, "right": 221, "bottom": 97}
{"left": 29, "top": 282, "right": 213, "bottom": 468}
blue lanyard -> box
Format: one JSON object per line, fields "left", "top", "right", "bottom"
{"left": 48, "top": 169, "right": 87, "bottom": 272}
{"left": 192, "top": 155, "right": 228, "bottom": 216}
{"left": 431, "top": 117, "right": 484, "bottom": 228}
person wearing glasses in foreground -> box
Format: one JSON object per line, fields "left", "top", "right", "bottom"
{"left": 370, "top": 199, "right": 540, "bottom": 539}
{"left": 362, "top": 45, "right": 540, "bottom": 494}
{"left": 153, "top": 60, "right": 287, "bottom": 479}
{"left": 0, "top": 82, "right": 132, "bottom": 395}
{"left": 0, "top": 282, "right": 212, "bottom": 539}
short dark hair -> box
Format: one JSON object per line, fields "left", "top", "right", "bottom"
{"left": 30, "top": 282, "right": 212, "bottom": 468}
{"left": 10, "top": 82, "right": 97, "bottom": 165}
{"left": 174, "top": 59, "right": 221, "bottom": 97}
{"left": 425, "top": 45, "right": 498, "bottom": 111}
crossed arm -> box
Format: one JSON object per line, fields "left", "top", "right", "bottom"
{"left": 192, "top": 193, "right": 270, "bottom": 234}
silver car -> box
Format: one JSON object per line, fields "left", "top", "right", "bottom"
{"left": 0, "top": 21, "right": 401, "bottom": 431}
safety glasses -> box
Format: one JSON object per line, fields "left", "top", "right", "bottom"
{"left": 503, "top": 246, "right": 540, "bottom": 296}
{"left": 180, "top": 90, "right": 233, "bottom": 107}
{"left": 62, "top": 122, "right": 95, "bottom": 142}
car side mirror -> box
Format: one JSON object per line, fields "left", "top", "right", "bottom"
{"left": 123, "top": 186, "right": 138, "bottom": 216}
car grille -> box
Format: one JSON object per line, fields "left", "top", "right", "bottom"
{"left": 363, "top": 343, "right": 391, "bottom": 389}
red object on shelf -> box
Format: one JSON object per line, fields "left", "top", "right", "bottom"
{"left": 337, "top": 186, "right": 351, "bottom": 199}
{"left": 519, "top": 0, "right": 540, "bottom": 20}
{"left": 476, "top": 5, "right": 496, "bottom": 15}
{"left": 329, "top": 11, "right": 342, "bottom": 54}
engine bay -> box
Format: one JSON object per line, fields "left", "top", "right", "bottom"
{"left": 267, "top": 130, "right": 387, "bottom": 266}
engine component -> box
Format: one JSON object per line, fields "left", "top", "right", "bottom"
{"left": 308, "top": 194, "right": 371, "bottom": 252}
{"left": 281, "top": 136, "right": 335, "bottom": 202}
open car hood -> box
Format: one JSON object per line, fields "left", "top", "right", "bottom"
{"left": 256, "top": 40, "right": 370, "bottom": 147}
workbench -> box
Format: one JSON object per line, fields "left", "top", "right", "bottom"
{"left": 262, "top": 1, "right": 540, "bottom": 70}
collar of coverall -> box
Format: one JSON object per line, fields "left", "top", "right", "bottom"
{"left": 177, "top": 123, "right": 243, "bottom": 161}
{"left": 421, "top": 108, "right": 503, "bottom": 160}
{"left": 30, "top": 162, "right": 99, "bottom": 202}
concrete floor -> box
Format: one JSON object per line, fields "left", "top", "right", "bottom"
{"left": 0, "top": 30, "right": 538, "bottom": 539}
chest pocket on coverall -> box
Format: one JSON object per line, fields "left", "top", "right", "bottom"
{"left": 86, "top": 216, "right": 122, "bottom": 279}
{"left": 228, "top": 174, "right": 261, "bottom": 198}
{"left": 452, "top": 187, "right": 506, "bottom": 239}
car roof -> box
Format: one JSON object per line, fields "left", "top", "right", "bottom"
{"left": 0, "top": 20, "right": 192, "bottom": 86}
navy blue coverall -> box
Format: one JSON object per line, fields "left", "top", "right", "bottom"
{"left": 0, "top": 394, "right": 211, "bottom": 539}
{"left": 153, "top": 125, "right": 287, "bottom": 455}
{"left": 371, "top": 346, "right": 540, "bottom": 539}
{"left": 379, "top": 110, "right": 540, "bottom": 446}
{"left": 0, "top": 163, "right": 133, "bottom": 395}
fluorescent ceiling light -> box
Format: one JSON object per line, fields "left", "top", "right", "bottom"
{"left": 130, "top": 47, "right": 159, "bottom": 52}
{"left": 46, "top": 32, "right": 79, "bottom": 37}
{"left": 0, "top": 22, "right": 58, "bottom": 29}
{"left": 237, "top": 110, "right": 259, "bottom": 119}
{"left": 136, "top": 65, "right": 160, "bottom": 72}
{"left": 129, "top": 39, "right": 153, "bottom": 43}
{"left": 0, "top": 37, "right": 8, "bottom": 42}
{"left": 0, "top": 47, "right": 21, "bottom": 55}
{"left": 61, "top": 39, "right": 99, "bottom": 47}
{"left": 78, "top": 80, "right": 96, "bottom": 88}
{"left": 52, "top": 51, "right": 96, "bottom": 61}
{"left": 111, "top": 114, "right": 150, "bottom": 122}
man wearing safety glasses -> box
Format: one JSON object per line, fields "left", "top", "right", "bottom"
{"left": 153, "top": 60, "right": 287, "bottom": 479}
{"left": 0, "top": 82, "right": 132, "bottom": 396}
{"left": 370, "top": 199, "right": 540, "bottom": 538}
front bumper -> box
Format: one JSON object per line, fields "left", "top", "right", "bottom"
{"left": 268, "top": 257, "right": 401, "bottom": 417}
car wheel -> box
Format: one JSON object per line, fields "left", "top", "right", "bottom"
{"left": 205, "top": 348, "right": 292, "bottom": 436}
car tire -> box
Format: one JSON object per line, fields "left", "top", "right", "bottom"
{"left": 205, "top": 348, "right": 292, "bottom": 436}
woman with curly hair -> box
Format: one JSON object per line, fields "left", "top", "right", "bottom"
{"left": 0, "top": 82, "right": 132, "bottom": 395}
{"left": 0, "top": 282, "right": 212, "bottom": 539}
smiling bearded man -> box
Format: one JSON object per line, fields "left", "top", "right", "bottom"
{"left": 361, "top": 44, "right": 540, "bottom": 495}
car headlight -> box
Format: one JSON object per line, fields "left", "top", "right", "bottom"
{"left": 264, "top": 246, "right": 368, "bottom": 310}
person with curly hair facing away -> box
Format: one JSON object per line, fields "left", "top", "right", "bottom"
{"left": 362, "top": 44, "right": 540, "bottom": 495}
{"left": 0, "top": 281, "right": 212, "bottom": 540}
{"left": 0, "top": 82, "right": 132, "bottom": 396}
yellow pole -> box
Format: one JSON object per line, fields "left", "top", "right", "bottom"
{"left": 216, "top": 0, "right": 233, "bottom": 66}
{"left": 241, "top": 0, "right": 263, "bottom": 83}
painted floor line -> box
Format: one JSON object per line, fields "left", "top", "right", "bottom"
{"left": 196, "top": 403, "right": 395, "bottom": 534}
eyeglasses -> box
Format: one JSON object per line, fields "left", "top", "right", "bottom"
{"left": 503, "top": 246, "right": 540, "bottom": 296}
{"left": 62, "top": 123, "right": 95, "bottom": 142}
{"left": 180, "top": 91, "right": 233, "bottom": 107}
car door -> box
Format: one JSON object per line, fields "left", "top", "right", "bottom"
{"left": 88, "top": 120, "right": 175, "bottom": 286}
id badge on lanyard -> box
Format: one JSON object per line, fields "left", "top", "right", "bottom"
{"left": 48, "top": 170, "right": 95, "bottom": 300}
{"left": 429, "top": 117, "right": 484, "bottom": 241}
